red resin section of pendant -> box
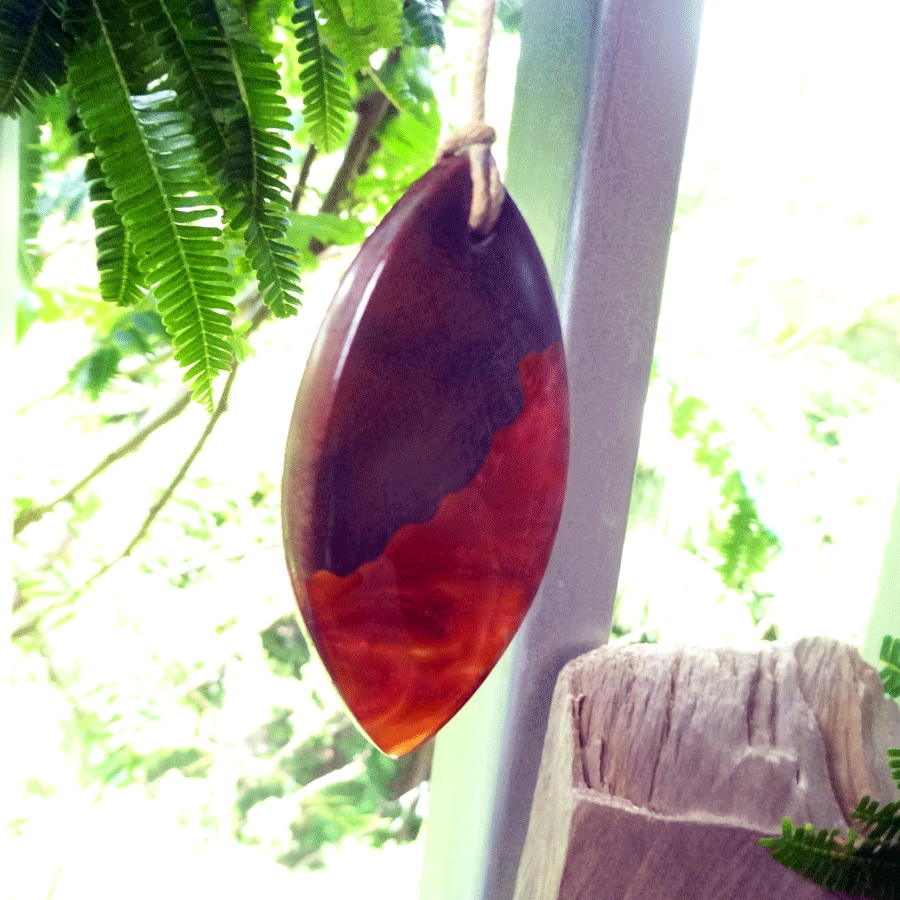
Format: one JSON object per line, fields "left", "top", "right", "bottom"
{"left": 282, "top": 154, "right": 569, "bottom": 756}
{"left": 306, "top": 344, "right": 568, "bottom": 756}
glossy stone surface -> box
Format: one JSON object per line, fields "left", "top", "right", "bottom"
{"left": 282, "top": 154, "right": 569, "bottom": 756}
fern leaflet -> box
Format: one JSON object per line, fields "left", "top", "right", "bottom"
{"left": 889, "top": 750, "right": 900, "bottom": 793}
{"left": 851, "top": 795, "right": 900, "bottom": 848}
{"left": 880, "top": 635, "right": 900, "bottom": 700}
{"left": 68, "top": 0, "right": 235, "bottom": 410}
{"left": 73, "top": 119, "right": 147, "bottom": 307}
{"left": 0, "top": 0, "right": 72, "bottom": 116}
{"left": 293, "top": 0, "right": 351, "bottom": 153}
{"left": 207, "top": 0, "right": 304, "bottom": 317}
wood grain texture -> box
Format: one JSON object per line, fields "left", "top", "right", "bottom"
{"left": 514, "top": 637, "right": 900, "bottom": 900}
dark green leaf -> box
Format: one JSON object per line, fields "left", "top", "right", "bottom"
{"left": 69, "top": 346, "right": 121, "bottom": 398}
{"left": 0, "top": 0, "right": 72, "bottom": 116}
{"left": 403, "top": 0, "right": 444, "bottom": 49}
{"left": 315, "top": 0, "right": 402, "bottom": 74}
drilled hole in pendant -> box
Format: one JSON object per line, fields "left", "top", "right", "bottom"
{"left": 468, "top": 228, "right": 496, "bottom": 252}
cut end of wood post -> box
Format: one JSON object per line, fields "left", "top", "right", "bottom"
{"left": 514, "top": 637, "right": 900, "bottom": 900}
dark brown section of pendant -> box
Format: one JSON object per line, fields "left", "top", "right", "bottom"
{"left": 314, "top": 155, "right": 561, "bottom": 577}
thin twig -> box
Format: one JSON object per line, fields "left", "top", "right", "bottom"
{"left": 365, "top": 65, "right": 408, "bottom": 117}
{"left": 13, "top": 388, "right": 193, "bottom": 536}
{"left": 291, "top": 145, "right": 317, "bottom": 211}
{"left": 316, "top": 89, "right": 394, "bottom": 222}
{"left": 77, "top": 363, "right": 240, "bottom": 597}
{"left": 51, "top": 292, "right": 275, "bottom": 605}
{"left": 14, "top": 286, "right": 271, "bottom": 539}
{"left": 294, "top": 755, "right": 367, "bottom": 804}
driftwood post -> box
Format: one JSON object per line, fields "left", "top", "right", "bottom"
{"left": 515, "top": 637, "right": 900, "bottom": 899}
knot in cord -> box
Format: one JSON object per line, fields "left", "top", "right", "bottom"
{"left": 434, "top": 0, "right": 505, "bottom": 238}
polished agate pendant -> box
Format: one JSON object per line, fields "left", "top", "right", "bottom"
{"left": 282, "top": 153, "right": 569, "bottom": 757}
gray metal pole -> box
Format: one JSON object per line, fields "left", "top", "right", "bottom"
{"left": 419, "top": 0, "right": 704, "bottom": 897}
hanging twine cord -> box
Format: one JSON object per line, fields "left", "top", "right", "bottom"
{"left": 438, "top": 0, "right": 505, "bottom": 236}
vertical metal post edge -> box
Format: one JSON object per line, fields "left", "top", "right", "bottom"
{"left": 419, "top": 0, "right": 705, "bottom": 898}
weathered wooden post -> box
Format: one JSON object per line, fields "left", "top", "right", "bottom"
{"left": 515, "top": 637, "right": 900, "bottom": 898}
{"left": 419, "top": 1, "right": 705, "bottom": 897}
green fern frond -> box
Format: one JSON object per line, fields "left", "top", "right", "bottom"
{"left": 315, "top": 0, "right": 402, "bottom": 73}
{"left": 68, "top": 2, "right": 235, "bottom": 410}
{"left": 207, "top": 0, "right": 303, "bottom": 317}
{"left": 880, "top": 635, "right": 900, "bottom": 699}
{"left": 130, "top": 0, "right": 234, "bottom": 179}
{"left": 293, "top": 0, "right": 351, "bottom": 153}
{"left": 760, "top": 821, "right": 899, "bottom": 899}
{"left": 402, "top": 0, "right": 444, "bottom": 49}
{"left": 0, "top": 0, "right": 72, "bottom": 116}
{"left": 211, "top": 0, "right": 292, "bottom": 204}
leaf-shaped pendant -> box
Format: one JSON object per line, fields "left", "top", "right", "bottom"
{"left": 282, "top": 154, "right": 569, "bottom": 757}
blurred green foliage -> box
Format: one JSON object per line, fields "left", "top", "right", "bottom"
{"left": 8, "top": 1, "right": 900, "bottom": 895}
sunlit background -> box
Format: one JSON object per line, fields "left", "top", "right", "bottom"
{"left": 8, "top": 0, "right": 899, "bottom": 896}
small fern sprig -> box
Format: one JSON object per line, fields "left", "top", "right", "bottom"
{"left": 880, "top": 635, "right": 900, "bottom": 700}
{"left": 760, "top": 633, "right": 900, "bottom": 900}
{"left": 760, "top": 823, "right": 895, "bottom": 899}
{"left": 293, "top": 0, "right": 351, "bottom": 153}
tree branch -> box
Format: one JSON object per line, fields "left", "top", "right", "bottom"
{"left": 14, "top": 285, "right": 272, "bottom": 538}
{"left": 291, "top": 144, "right": 317, "bottom": 211}
{"left": 312, "top": 87, "right": 394, "bottom": 249}
{"left": 13, "top": 388, "right": 193, "bottom": 536}
{"left": 78, "top": 361, "right": 240, "bottom": 595}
